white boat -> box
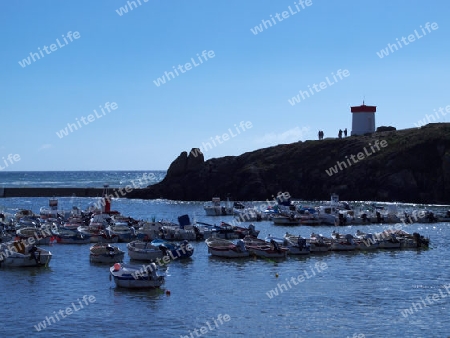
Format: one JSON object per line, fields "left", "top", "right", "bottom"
{"left": 127, "top": 240, "right": 166, "bottom": 261}
{"left": 309, "top": 233, "right": 332, "bottom": 252}
{"left": 89, "top": 243, "right": 125, "bottom": 263}
{"left": 39, "top": 198, "right": 70, "bottom": 220}
{"left": 136, "top": 221, "right": 163, "bottom": 241}
{"left": 233, "top": 207, "right": 265, "bottom": 222}
{"left": 0, "top": 241, "right": 52, "bottom": 267}
{"left": 205, "top": 238, "right": 250, "bottom": 258}
{"left": 160, "top": 224, "right": 197, "bottom": 241}
{"left": 16, "top": 226, "right": 54, "bottom": 245}
{"left": 330, "top": 232, "right": 357, "bottom": 251}
{"left": 354, "top": 231, "right": 379, "bottom": 250}
{"left": 204, "top": 197, "right": 234, "bottom": 216}
{"left": 110, "top": 262, "right": 165, "bottom": 289}
{"left": 106, "top": 225, "right": 136, "bottom": 243}
{"left": 281, "top": 233, "right": 311, "bottom": 255}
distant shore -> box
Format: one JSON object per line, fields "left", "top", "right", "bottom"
{"left": 0, "top": 187, "right": 111, "bottom": 198}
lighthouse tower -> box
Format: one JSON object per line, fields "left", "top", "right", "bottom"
{"left": 351, "top": 101, "right": 376, "bottom": 136}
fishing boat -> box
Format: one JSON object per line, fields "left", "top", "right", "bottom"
{"left": 243, "top": 236, "right": 289, "bottom": 258}
{"left": 127, "top": 240, "right": 166, "bottom": 261}
{"left": 204, "top": 197, "right": 234, "bottom": 216}
{"left": 205, "top": 238, "right": 250, "bottom": 258}
{"left": 106, "top": 224, "right": 136, "bottom": 243}
{"left": 136, "top": 221, "right": 163, "bottom": 241}
{"left": 89, "top": 243, "right": 125, "bottom": 264}
{"left": 16, "top": 226, "right": 55, "bottom": 245}
{"left": 271, "top": 214, "right": 301, "bottom": 226}
{"left": 280, "top": 233, "right": 311, "bottom": 255}
{"left": 110, "top": 262, "right": 165, "bottom": 289}
{"left": 0, "top": 241, "right": 52, "bottom": 267}
{"left": 150, "top": 239, "right": 194, "bottom": 259}
{"left": 54, "top": 228, "right": 91, "bottom": 244}
{"left": 309, "top": 233, "right": 332, "bottom": 252}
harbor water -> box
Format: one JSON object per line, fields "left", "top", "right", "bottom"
{"left": 0, "top": 172, "right": 449, "bottom": 337}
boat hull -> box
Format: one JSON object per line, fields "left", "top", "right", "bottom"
{"left": 110, "top": 263, "right": 165, "bottom": 289}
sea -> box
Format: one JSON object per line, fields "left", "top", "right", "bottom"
{"left": 0, "top": 171, "right": 449, "bottom": 338}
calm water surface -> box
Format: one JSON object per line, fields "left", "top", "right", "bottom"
{"left": 0, "top": 192, "right": 449, "bottom": 337}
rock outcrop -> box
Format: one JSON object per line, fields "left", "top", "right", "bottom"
{"left": 127, "top": 123, "right": 450, "bottom": 204}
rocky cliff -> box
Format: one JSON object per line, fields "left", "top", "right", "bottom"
{"left": 127, "top": 123, "right": 450, "bottom": 204}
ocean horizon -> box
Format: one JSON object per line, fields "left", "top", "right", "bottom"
{"left": 0, "top": 170, "right": 167, "bottom": 189}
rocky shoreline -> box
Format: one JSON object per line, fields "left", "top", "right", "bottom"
{"left": 2, "top": 123, "right": 450, "bottom": 204}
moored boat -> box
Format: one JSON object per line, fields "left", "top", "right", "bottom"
{"left": 0, "top": 241, "right": 52, "bottom": 267}
{"left": 89, "top": 243, "right": 125, "bottom": 264}
{"left": 127, "top": 240, "right": 166, "bottom": 261}
{"left": 110, "top": 262, "right": 165, "bottom": 289}
{"left": 205, "top": 238, "right": 250, "bottom": 258}
{"left": 54, "top": 229, "right": 91, "bottom": 244}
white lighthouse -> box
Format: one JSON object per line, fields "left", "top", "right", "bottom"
{"left": 351, "top": 102, "right": 376, "bottom": 136}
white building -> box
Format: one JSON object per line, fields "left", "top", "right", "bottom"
{"left": 351, "top": 102, "right": 376, "bottom": 136}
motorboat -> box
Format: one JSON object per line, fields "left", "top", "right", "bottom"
{"left": 0, "top": 241, "right": 52, "bottom": 267}
{"left": 243, "top": 236, "right": 289, "bottom": 258}
{"left": 205, "top": 238, "right": 250, "bottom": 258}
{"left": 89, "top": 243, "right": 125, "bottom": 263}
{"left": 150, "top": 239, "right": 194, "bottom": 259}
{"left": 16, "top": 226, "right": 55, "bottom": 245}
{"left": 54, "top": 228, "right": 91, "bottom": 244}
{"left": 127, "top": 240, "right": 166, "bottom": 261}
{"left": 330, "top": 232, "right": 357, "bottom": 251}
{"left": 110, "top": 262, "right": 165, "bottom": 289}
{"left": 280, "top": 233, "right": 311, "bottom": 255}
{"left": 203, "top": 197, "right": 234, "bottom": 216}
{"left": 106, "top": 224, "right": 136, "bottom": 243}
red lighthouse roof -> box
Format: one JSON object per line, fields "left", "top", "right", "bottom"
{"left": 351, "top": 103, "right": 376, "bottom": 113}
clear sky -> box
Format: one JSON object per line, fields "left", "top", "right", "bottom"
{"left": 1, "top": 0, "right": 449, "bottom": 170}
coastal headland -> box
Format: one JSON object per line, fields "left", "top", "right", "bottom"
{"left": 3, "top": 123, "right": 450, "bottom": 204}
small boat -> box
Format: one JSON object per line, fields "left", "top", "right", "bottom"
{"left": 16, "top": 226, "right": 55, "bottom": 245}
{"left": 204, "top": 197, "right": 234, "bottom": 216}
{"left": 280, "top": 233, "right": 311, "bottom": 255}
{"left": 127, "top": 240, "right": 166, "bottom": 261}
{"left": 271, "top": 214, "right": 301, "bottom": 226}
{"left": 89, "top": 243, "right": 125, "bottom": 264}
{"left": 0, "top": 241, "right": 52, "bottom": 267}
{"left": 54, "top": 229, "right": 91, "bottom": 244}
{"left": 110, "top": 262, "right": 165, "bottom": 289}
{"left": 309, "top": 233, "right": 332, "bottom": 252}
{"left": 136, "top": 221, "right": 163, "bottom": 241}
{"left": 243, "top": 237, "right": 289, "bottom": 258}
{"left": 205, "top": 238, "right": 250, "bottom": 258}
{"left": 106, "top": 225, "right": 136, "bottom": 243}
{"left": 354, "top": 231, "right": 379, "bottom": 250}
{"left": 330, "top": 232, "right": 357, "bottom": 251}
{"left": 150, "top": 239, "right": 194, "bottom": 259}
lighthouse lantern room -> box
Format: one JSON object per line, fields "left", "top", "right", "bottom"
{"left": 351, "top": 102, "right": 376, "bottom": 136}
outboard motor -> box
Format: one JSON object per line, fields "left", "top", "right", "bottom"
{"left": 147, "top": 263, "right": 158, "bottom": 279}
{"left": 270, "top": 239, "right": 281, "bottom": 253}
{"left": 413, "top": 232, "right": 422, "bottom": 248}
{"left": 28, "top": 245, "right": 40, "bottom": 265}
{"left": 248, "top": 224, "right": 257, "bottom": 237}
{"left": 106, "top": 244, "right": 115, "bottom": 255}
{"left": 159, "top": 245, "right": 169, "bottom": 256}
{"left": 298, "top": 237, "right": 307, "bottom": 249}
{"left": 236, "top": 239, "right": 246, "bottom": 252}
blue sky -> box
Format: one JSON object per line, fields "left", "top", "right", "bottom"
{"left": 1, "top": 0, "right": 449, "bottom": 170}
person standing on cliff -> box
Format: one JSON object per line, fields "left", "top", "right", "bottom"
{"left": 344, "top": 128, "right": 347, "bottom": 137}
{"left": 338, "top": 129, "right": 342, "bottom": 139}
